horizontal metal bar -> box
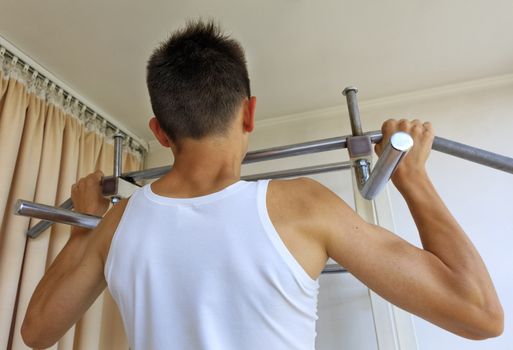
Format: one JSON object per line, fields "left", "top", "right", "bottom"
{"left": 322, "top": 264, "right": 348, "bottom": 274}
{"left": 365, "top": 130, "right": 513, "bottom": 175}
{"left": 123, "top": 136, "right": 350, "bottom": 182}
{"left": 15, "top": 201, "right": 349, "bottom": 274}
{"left": 16, "top": 197, "right": 348, "bottom": 274}
{"left": 242, "top": 161, "right": 352, "bottom": 181}
{"left": 123, "top": 138, "right": 348, "bottom": 182}
{"left": 17, "top": 129, "right": 513, "bottom": 238}
{"left": 431, "top": 136, "right": 513, "bottom": 174}
{"left": 25, "top": 198, "right": 74, "bottom": 238}
{"left": 243, "top": 136, "right": 347, "bottom": 164}
{"left": 124, "top": 131, "right": 513, "bottom": 182}
{"left": 15, "top": 200, "right": 101, "bottom": 236}
{"left": 18, "top": 162, "right": 354, "bottom": 238}
{"left": 123, "top": 166, "right": 171, "bottom": 182}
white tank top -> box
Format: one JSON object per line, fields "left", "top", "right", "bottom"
{"left": 105, "top": 179, "right": 319, "bottom": 350}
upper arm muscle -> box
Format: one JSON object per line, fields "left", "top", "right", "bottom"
{"left": 22, "top": 200, "right": 128, "bottom": 347}
{"left": 302, "top": 178, "right": 473, "bottom": 336}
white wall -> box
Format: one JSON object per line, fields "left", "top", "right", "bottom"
{"left": 145, "top": 75, "right": 513, "bottom": 350}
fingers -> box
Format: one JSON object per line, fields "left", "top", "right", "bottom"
{"left": 72, "top": 171, "right": 104, "bottom": 191}
{"left": 377, "top": 118, "right": 434, "bottom": 155}
{"left": 71, "top": 170, "right": 110, "bottom": 216}
{"left": 398, "top": 119, "right": 410, "bottom": 132}
{"left": 381, "top": 119, "right": 397, "bottom": 135}
{"left": 380, "top": 118, "right": 432, "bottom": 136}
{"left": 377, "top": 119, "right": 397, "bottom": 155}
{"left": 423, "top": 121, "right": 434, "bottom": 134}
{"left": 84, "top": 170, "right": 103, "bottom": 184}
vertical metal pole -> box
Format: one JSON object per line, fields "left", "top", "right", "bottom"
{"left": 342, "top": 86, "right": 363, "bottom": 136}
{"left": 113, "top": 133, "right": 124, "bottom": 178}
{"left": 111, "top": 133, "right": 125, "bottom": 204}
{"left": 343, "top": 86, "right": 372, "bottom": 196}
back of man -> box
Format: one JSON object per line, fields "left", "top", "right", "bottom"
{"left": 105, "top": 178, "right": 322, "bottom": 349}
{"left": 21, "top": 20, "right": 503, "bottom": 350}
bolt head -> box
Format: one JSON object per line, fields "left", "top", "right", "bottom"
{"left": 342, "top": 86, "right": 358, "bottom": 95}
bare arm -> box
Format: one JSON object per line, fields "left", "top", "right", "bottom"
{"left": 21, "top": 171, "right": 126, "bottom": 348}
{"left": 311, "top": 119, "right": 503, "bottom": 339}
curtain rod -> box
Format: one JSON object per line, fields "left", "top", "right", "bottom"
{"left": 0, "top": 38, "right": 148, "bottom": 154}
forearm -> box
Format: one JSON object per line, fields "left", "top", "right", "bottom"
{"left": 398, "top": 172, "right": 502, "bottom": 317}
{"left": 399, "top": 174, "right": 477, "bottom": 269}
{"left": 22, "top": 231, "right": 91, "bottom": 335}
{"left": 22, "top": 171, "right": 113, "bottom": 347}
{"left": 34, "top": 229, "right": 91, "bottom": 294}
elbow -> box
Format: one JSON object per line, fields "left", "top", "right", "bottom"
{"left": 447, "top": 274, "right": 505, "bottom": 340}
{"left": 475, "top": 305, "right": 504, "bottom": 339}
{"left": 487, "top": 304, "right": 505, "bottom": 338}
{"left": 21, "top": 316, "right": 57, "bottom": 349}
{"left": 461, "top": 303, "right": 504, "bottom": 340}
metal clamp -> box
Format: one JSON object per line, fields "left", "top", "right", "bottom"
{"left": 20, "top": 132, "right": 141, "bottom": 238}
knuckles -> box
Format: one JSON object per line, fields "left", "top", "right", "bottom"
{"left": 381, "top": 118, "right": 433, "bottom": 137}
{"left": 411, "top": 124, "right": 424, "bottom": 136}
{"left": 72, "top": 172, "right": 103, "bottom": 192}
{"left": 382, "top": 119, "right": 397, "bottom": 133}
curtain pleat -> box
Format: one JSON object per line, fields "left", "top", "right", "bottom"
{"left": 44, "top": 117, "right": 83, "bottom": 350}
{"left": 0, "top": 79, "right": 29, "bottom": 234}
{"left": 98, "top": 150, "right": 141, "bottom": 350}
{"left": 73, "top": 141, "right": 113, "bottom": 350}
{"left": 0, "top": 92, "right": 44, "bottom": 350}
{"left": 0, "top": 70, "right": 143, "bottom": 349}
{"left": 11, "top": 104, "right": 67, "bottom": 350}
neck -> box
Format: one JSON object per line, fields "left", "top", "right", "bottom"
{"left": 154, "top": 137, "right": 244, "bottom": 196}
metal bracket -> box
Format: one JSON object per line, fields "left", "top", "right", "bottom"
{"left": 343, "top": 86, "right": 413, "bottom": 200}
{"left": 346, "top": 135, "right": 373, "bottom": 192}
{"left": 360, "top": 132, "right": 413, "bottom": 199}
{"left": 14, "top": 85, "right": 513, "bottom": 238}
{"left": 18, "top": 133, "right": 141, "bottom": 238}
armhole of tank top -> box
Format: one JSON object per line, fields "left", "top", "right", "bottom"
{"left": 104, "top": 189, "right": 139, "bottom": 284}
{"left": 257, "top": 180, "right": 319, "bottom": 291}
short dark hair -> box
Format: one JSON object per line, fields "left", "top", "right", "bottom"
{"left": 146, "top": 20, "right": 251, "bottom": 142}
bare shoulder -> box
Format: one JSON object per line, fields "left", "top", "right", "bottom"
{"left": 268, "top": 177, "right": 350, "bottom": 215}
{"left": 267, "top": 177, "right": 317, "bottom": 215}
{"left": 268, "top": 177, "right": 327, "bottom": 202}
{"left": 266, "top": 178, "right": 337, "bottom": 277}
{"left": 267, "top": 177, "right": 358, "bottom": 237}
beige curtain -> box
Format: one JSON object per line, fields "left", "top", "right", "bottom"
{"left": 0, "top": 68, "right": 143, "bottom": 349}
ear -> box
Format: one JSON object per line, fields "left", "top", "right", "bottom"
{"left": 148, "top": 117, "right": 172, "bottom": 148}
{"left": 242, "top": 96, "right": 256, "bottom": 133}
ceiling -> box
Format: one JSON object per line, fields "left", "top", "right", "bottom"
{"left": 1, "top": 0, "right": 512, "bottom": 141}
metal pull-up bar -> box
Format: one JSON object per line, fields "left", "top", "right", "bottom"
{"left": 15, "top": 162, "right": 353, "bottom": 236}
{"left": 116, "top": 130, "right": 511, "bottom": 182}
{"left": 13, "top": 86, "right": 513, "bottom": 242}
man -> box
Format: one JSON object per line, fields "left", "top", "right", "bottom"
{"left": 21, "top": 20, "right": 503, "bottom": 349}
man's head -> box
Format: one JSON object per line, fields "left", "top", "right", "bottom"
{"left": 146, "top": 20, "right": 254, "bottom": 152}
